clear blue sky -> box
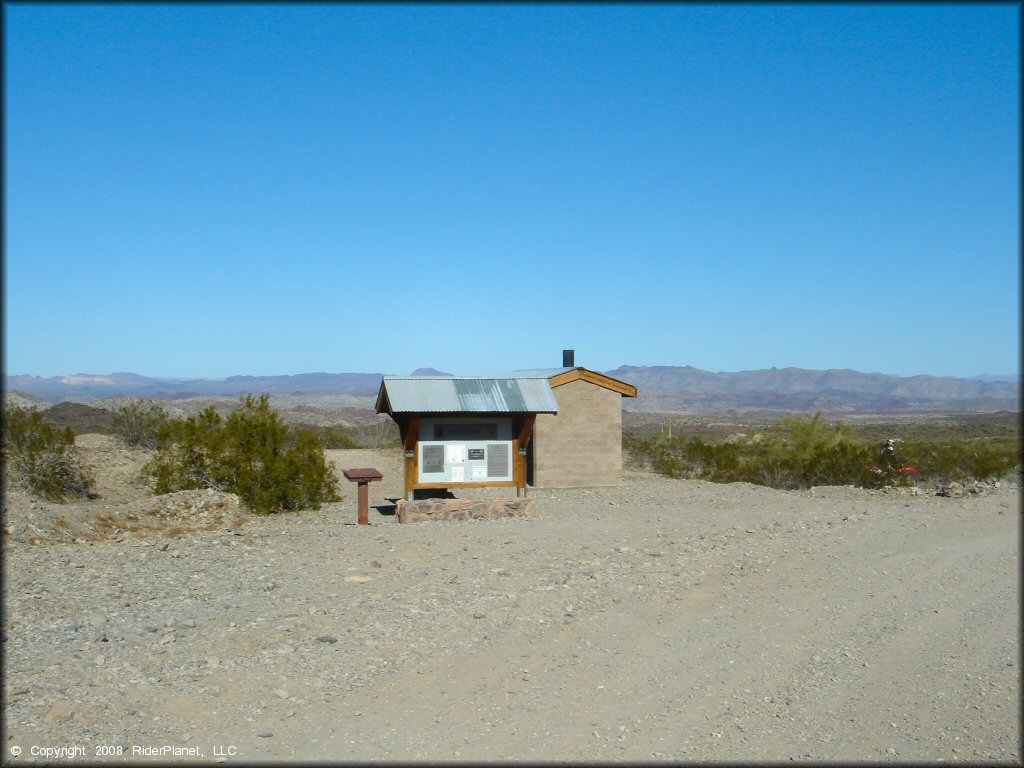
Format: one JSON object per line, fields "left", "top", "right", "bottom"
{"left": 5, "top": 4, "right": 1019, "bottom": 379}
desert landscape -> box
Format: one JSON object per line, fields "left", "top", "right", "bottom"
{"left": 2, "top": 404, "right": 1020, "bottom": 763}
{"left": 8, "top": 3, "right": 1018, "bottom": 761}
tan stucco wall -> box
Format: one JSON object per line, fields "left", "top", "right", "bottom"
{"left": 532, "top": 378, "right": 623, "bottom": 487}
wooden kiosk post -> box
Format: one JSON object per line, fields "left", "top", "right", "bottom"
{"left": 341, "top": 468, "right": 383, "bottom": 524}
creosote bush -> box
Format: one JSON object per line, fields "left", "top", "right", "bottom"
{"left": 304, "top": 421, "right": 399, "bottom": 449}
{"left": 896, "top": 436, "right": 1021, "bottom": 483}
{"left": 112, "top": 400, "right": 169, "bottom": 448}
{"left": 142, "top": 394, "right": 341, "bottom": 513}
{"left": 307, "top": 425, "right": 360, "bottom": 450}
{"left": 350, "top": 418, "right": 400, "bottom": 449}
{"left": 2, "top": 406, "right": 95, "bottom": 501}
{"left": 626, "top": 412, "right": 1020, "bottom": 490}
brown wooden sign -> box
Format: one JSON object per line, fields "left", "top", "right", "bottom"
{"left": 342, "top": 468, "right": 383, "bottom": 525}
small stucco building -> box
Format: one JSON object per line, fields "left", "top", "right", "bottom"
{"left": 375, "top": 357, "right": 637, "bottom": 495}
{"left": 514, "top": 364, "right": 638, "bottom": 488}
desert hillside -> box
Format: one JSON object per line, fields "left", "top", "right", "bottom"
{"left": 6, "top": 362, "right": 1019, "bottom": 413}
{"left": 608, "top": 365, "right": 1020, "bottom": 413}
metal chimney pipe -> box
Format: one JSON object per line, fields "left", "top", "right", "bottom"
{"left": 563, "top": 349, "right": 575, "bottom": 368}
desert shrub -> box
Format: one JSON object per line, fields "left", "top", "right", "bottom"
{"left": 303, "top": 420, "right": 399, "bottom": 450}
{"left": 307, "top": 425, "right": 360, "bottom": 450}
{"left": 143, "top": 395, "right": 341, "bottom": 513}
{"left": 623, "top": 435, "right": 659, "bottom": 469}
{"left": 644, "top": 436, "right": 743, "bottom": 483}
{"left": 628, "top": 413, "right": 906, "bottom": 490}
{"left": 896, "top": 437, "right": 1020, "bottom": 484}
{"left": 350, "top": 418, "right": 400, "bottom": 449}
{"left": 748, "top": 414, "right": 881, "bottom": 489}
{"left": 1, "top": 406, "right": 95, "bottom": 501}
{"left": 626, "top": 412, "right": 1022, "bottom": 490}
{"left": 112, "top": 400, "right": 169, "bottom": 448}
{"left": 143, "top": 405, "right": 224, "bottom": 492}
{"left": 296, "top": 421, "right": 399, "bottom": 450}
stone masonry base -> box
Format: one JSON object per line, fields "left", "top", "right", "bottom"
{"left": 395, "top": 497, "right": 537, "bottom": 524}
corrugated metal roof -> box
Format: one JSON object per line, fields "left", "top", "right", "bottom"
{"left": 378, "top": 376, "right": 559, "bottom": 414}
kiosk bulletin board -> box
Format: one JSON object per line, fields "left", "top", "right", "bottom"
{"left": 417, "top": 417, "right": 513, "bottom": 484}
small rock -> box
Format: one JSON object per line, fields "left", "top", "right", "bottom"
{"left": 43, "top": 701, "right": 79, "bottom": 724}
{"left": 257, "top": 732, "right": 273, "bottom": 738}
{"left": 316, "top": 635, "right": 338, "bottom": 644}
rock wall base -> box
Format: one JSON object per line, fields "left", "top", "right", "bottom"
{"left": 396, "top": 497, "right": 537, "bottom": 524}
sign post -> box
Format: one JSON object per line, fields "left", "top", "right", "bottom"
{"left": 341, "top": 468, "right": 383, "bottom": 525}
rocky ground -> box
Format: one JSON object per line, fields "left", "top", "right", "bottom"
{"left": 1, "top": 436, "right": 1020, "bottom": 763}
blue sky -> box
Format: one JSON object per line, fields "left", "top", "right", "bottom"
{"left": 4, "top": 4, "right": 1019, "bottom": 379}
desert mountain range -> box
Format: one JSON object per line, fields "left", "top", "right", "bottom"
{"left": 3, "top": 366, "right": 1018, "bottom": 413}
{"left": 605, "top": 366, "right": 1018, "bottom": 413}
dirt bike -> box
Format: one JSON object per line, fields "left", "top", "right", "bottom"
{"left": 869, "top": 465, "right": 918, "bottom": 481}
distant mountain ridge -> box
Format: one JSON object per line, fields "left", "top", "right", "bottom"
{"left": 3, "top": 371, "right": 385, "bottom": 402}
{"left": 605, "top": 365, "right": 1020, "bottom": 413}
{"left": 965, "top": 373, "right": 1019, "bottom": 384}
{"left": 3, "top": 365, "right": 1019, "bottom": 413}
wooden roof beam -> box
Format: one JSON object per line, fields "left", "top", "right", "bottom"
{"left": 548, "top": 368, "right": 637, "bottom": 397}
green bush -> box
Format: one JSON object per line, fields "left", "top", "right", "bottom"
{"left": 111, "top": 400, "right": 169, "bottom": 448}
{"left": 626, "top": 412, "right": 1021, "bottom": 490}
{"left": 350, "top": 418, "right": 400, "bottom": 449}
{"left": 307, "top": 425, "right": 360, "bottom": 449}
{"left": 143, "top": 404, "right": 224, "bottom": 492}
{"left": 303, "top": 421, "right": 399, "bottom": 450}
{"left": 897, "top": 437, "right": 1021, "bottom": 483}
{"left": 143, "top": 395, "right": 341, "bottom": 513}
{"left": 631, "top": 414, "right": 862, "bottom": 488}
{"left": 753, "top": 414, "right": 882, "bottom": 489}
{"left": 2, "top": 407, "right": 95, "bottom": 501}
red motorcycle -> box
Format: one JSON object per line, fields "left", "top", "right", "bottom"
{"left": 869, "top": 465, "right": 918, "bottom": 479}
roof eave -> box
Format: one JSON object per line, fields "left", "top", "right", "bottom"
{"left": 548, "top": 368, "right": 638, "bottom": 397}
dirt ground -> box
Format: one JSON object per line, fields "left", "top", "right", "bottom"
{"left": 1, "top": 436, "right": 1020, "bottom": 763}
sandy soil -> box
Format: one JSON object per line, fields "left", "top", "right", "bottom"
{"left": 1, "top": 436, "right": 1019, "bottom": 763}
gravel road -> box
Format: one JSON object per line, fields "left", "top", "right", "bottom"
{"left": 2, "top": 440, "right": 1019, "bottom": 763}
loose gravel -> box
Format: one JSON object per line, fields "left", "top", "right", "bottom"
{"left": 2, "top": 438, "right": 1019, "bottom": 762}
